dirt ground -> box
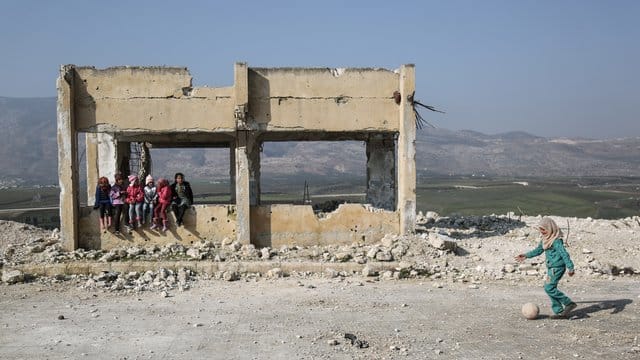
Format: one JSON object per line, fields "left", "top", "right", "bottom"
{"left": 1, "top": 276, "right": 638, "bottom": 359}
{"left": 1, "top": 215, "right": 639, "bottom": 359}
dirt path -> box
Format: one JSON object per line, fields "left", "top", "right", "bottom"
{"left": 1, "top": 277, "right": 638, "bottom": 359}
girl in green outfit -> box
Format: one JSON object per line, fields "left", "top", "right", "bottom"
{"left": 516, "top": 217, "right": 577, "bottom": 319}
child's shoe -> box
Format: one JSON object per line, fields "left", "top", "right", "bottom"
{"left": 561, "top": 302, "right": 577, "bottom": 318}
{"left": 150, "top": 223, "right": 157, "bottom": 230}
{"left": 162, "top": 225, "right": 168, "bottom": 232}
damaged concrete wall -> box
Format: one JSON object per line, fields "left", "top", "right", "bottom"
{"left": 78, "top": 205, "right": 237, "bottom": 250}
{"left": 248, "top": 68, "right": 399, "bottom": 132}
{"left": 59, "top": 63, "right": 416, "bottom": 250}
{"left": 250, "top": 204, "right": 399, "bottom": 248}
{"left": 73, "top": 66, "right": 236, "bottom": 133}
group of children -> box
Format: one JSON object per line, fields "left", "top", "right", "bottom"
{"left": 93, "top": 172, "right": 194, "bottom": 235}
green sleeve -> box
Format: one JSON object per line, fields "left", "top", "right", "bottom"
{"left": 525, "top": 242, "right": 543, "bottom": 258}
{"left": 554, "top": 239, "right": 574, "bottom": 270}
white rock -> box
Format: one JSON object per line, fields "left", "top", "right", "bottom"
{"left": 362, "top": 266, "right": 377, "bottom": 277}
{"left": 504, "top": 264, "right": 516, "bottom": 273}
{"left": 266, "top": 268, "right": 283, "bottom": 278}
{"left": 1, "top": 270, "right": 24, "bottom": 284}
{"left": 324, "top": 268, "right": 339, "bottom": 278}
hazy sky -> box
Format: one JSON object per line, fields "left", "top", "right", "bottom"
{"left": 1, "top": 0, "right": 638, "bottom": 138}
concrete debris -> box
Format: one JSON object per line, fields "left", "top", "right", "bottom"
{"left": 266, "top": 268, "right": 283, "bottom": 279}
{"left": 2, "top": 269, "right": 24, "bottom": 284}
{"left": 1, "top": 214, "right": 639, "bottom": 288}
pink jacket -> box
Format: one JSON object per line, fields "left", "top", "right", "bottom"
{"left": 126, "top": 185, "right": 144, "bottom": 204}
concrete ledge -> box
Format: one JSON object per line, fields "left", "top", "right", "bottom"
{"left": 4, "top": 261, "right": 402, "bottom": 277}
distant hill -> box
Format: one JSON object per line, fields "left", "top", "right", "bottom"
{"left": 0, "top": 97, "right": 57, "bottom": 186}
{"left": 1, "top": 97, "right": 639, "bottom": 186}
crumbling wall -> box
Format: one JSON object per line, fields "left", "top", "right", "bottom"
{"left": 250, "top": 204, "right": 399, "bottom": 248}
{"left": 248, "top": 68, "right": 399, "bottom": 132}
{"left": 58, "top": 63, "right": 416, "bottom": 250}
{"left": 73, "top": 67, "right": 236, "bottom": 133}
{"left": 78, "top": 205, "right": 237, "bottom": 250}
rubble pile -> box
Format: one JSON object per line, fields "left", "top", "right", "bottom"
{"left": 1, "top": 213, "right": 639, "bottom": 290}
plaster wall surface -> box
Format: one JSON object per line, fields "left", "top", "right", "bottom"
{"left": 78, "top": 205, "right": 237, "bottom": 250}
{"left": 72, "top": 67, "right": 235, "bottom": 132}
{"left": 250, "top": 204, "right": 399, "bottom": 248}
{"left": 248, "top": 68, "right": 399, "bottom": 132}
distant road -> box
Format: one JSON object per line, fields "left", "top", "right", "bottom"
{"left": 311, "top": 193, "right": 365, "bottom": 198}
{"left": 0, "top": 206, "right": 60, "bottom": 214}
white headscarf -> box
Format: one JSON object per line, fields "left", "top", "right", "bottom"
{"left": 538, "top": 217, "right": 563, "bottom": 249}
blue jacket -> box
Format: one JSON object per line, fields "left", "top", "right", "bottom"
{"left": 94, "top": 185, "right": 112, "bottom": 208}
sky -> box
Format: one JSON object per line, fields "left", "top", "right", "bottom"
{"left": 1, "top": 0, "right": 638, "bottom": 139}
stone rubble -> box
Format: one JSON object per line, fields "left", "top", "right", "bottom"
{"left": 1, "top": 213, "right": 639, "bottom": 291}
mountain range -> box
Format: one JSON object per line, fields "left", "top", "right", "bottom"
{"left": 1, "top": 97, "right": 639, "bottom": 186}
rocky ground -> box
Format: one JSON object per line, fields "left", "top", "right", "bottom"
{"left": 1, "top": 214, "right": 639, "bottom": 359}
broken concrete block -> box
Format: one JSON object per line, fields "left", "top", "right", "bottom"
{"left": 428, "top": 233, "right": 457, "bottom": 251}
{"left": 266, "top": 268, "right": 283, "bottom": 278}
{"left": 1, "top": 270, "right": 24, "bottom": 284}
{"left": 324, "top": 268, "right": 339, "bottom": 278}
{"left": 222, "top": 271, "right": 239, "bottom": 281}
{"left": 186, "top": 248, "right": 203, "bottom": 260}
{"left": 361, "top": 265, "right": 378, "bottom": 277}
{"left": 375, "top": 250, "right": 393, "bottom": 262}
{"left": 367, "top": 247, "right": 379, "bottom": 259}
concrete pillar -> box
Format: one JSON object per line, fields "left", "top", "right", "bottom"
{"left": 366, "top": 134, "right": 396, "bottom": 210}
{"left": 235, "top": 131, "right": 251, "bottom": 244}
{"left": 57, "top": 65, "right": 79, "bottom": 250}
{"left": 234, "top": 62, "right": 251, "bottom": 244}
{"left": 397, "top": 65, "right": 416, "bottom": 234}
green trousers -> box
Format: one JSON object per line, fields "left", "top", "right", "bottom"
{"left": 544, "top": 267, "right": 573, "bottom": 314}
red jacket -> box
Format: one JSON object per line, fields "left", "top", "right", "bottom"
{"left": 158, "top": 185, "right": 173, "bottom": 205}
{"left": 126, "top": 185, "right": 144, "bottom": 204}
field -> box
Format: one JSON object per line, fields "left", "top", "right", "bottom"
{"left": 1, "top": 176, "right": 639, "bottom": 228}
{"left": 415, "top": 176, "right": 640, "bottom": 219}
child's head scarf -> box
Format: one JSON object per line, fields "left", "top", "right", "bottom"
{"left": 538, "top": 217, "right": 563, "bottom": 249}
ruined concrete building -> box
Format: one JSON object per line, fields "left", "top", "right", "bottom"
{"left": 57, "top": 63, "right": 416, "bottom": 250}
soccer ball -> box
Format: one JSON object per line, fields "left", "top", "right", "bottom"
{"left": 521, "top": 302, "right": 539, "bottom": 320}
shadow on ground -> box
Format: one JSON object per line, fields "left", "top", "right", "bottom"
{"left": 570, "top": 299, "right": 633, "bottom": 319}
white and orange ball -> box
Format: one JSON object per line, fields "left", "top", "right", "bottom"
{"left": 521, "top": 302, "right": 539, "bottom": 320}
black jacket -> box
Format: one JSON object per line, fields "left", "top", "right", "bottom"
{"left": 170, "top": 181, "right": 194, "bottom": 205}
